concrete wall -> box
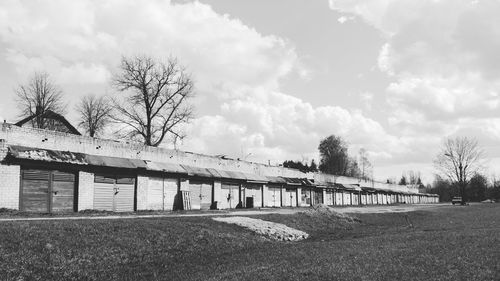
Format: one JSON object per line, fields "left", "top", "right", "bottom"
{"left": 0, "top": 123, "right": 305, "bottom": 178}
{"left": 77, "top": 171, "right": 94, "bottom": 211}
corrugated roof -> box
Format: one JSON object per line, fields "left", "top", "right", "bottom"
{"left": 337, "top": 183, "right": 362, "bottom": 191}
{"left": 212, "top": 169, "right": 247, "bottom": 180}
{"left": 361, "top": 186, "right": 376, "bottom": 192}
{"left": 7, "top": 146, "right": 148, "bottom": 169}
{"left": 145, "top": 161, "right": 187, "bottom": 174}
{"left": 281, "top": 177, "right": 303, "bottom": 185}
{"left": 267, "top": 176, "right": 287, "bottom": 184}
{"left": 86, "top": 154, "right": 147, "bottom": 169}
{"left": 243, "top": 172, "right": 268, "bottom": 183}
{"left": 301, "top": 178, "right": 316, "bottom": 187}
{"left": 180, "top": 165, "right": 214, "bottom": 178}
{"left": 8, "top": 145, "right": 87, "bottom": 165}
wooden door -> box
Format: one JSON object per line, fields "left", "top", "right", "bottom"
{"left": 51, "top": 171, "right": 75, "bottom": 212}
{"left": 21, "top": 169, "right": 50, "bottom": 212}
{"left": 21, "top": 169, "right": 75, "bottom": 213}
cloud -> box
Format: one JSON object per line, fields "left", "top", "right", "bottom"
{"left": 330, "top": 0, "right": 500, "bottom": 133}
{"left": 182, "top": 89, "right": 408, "bottom": 166}
{"left": 337, "top": 15, "right": 354, "bottom": 24}
{"left": 0, "top": 0, "right": 299, "bottom": 96}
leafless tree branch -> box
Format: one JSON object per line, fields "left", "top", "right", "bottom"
{"left": 111, "top": 55, "right": 195, "bottom": 146}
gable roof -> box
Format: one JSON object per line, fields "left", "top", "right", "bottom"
{"left": 15, "top": 110, "right": 81, "bottom": 135}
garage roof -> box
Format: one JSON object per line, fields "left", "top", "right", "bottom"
{"left": 85, "top": 155, "right": 147, "bottom": 169}
{"left": 8, "top": 145, "right": 87, "bottom": 165}
{"left": 336, "top": 183, "right": 362, "bottom": 191}
{"left": 281, "top": 177, "right": 303, "bottom": 186}
{"left": 243, "top": 172, "right": 268, "bottom": 183}
{"left": 266, "top": 176, "right": 288, "bottom": 184}
{"left": 180, "top": 165, "right": 214, "bottom": 178}
{"left": 145, "top": 161, "right": 187, "bottom": 174}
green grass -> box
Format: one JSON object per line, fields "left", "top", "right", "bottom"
{"left": 0, "top": 204, "right": 499, "bottom": 281}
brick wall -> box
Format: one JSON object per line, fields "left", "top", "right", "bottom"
{"left": 77, "top": 172, "right": 94, "bottom": 211}
{"left": 0, "top": 164, "right": 20, "bottom": 209}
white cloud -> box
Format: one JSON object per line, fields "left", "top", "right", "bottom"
{"left": 337, "top": 15, "right": 354, "bottom": 24}
{"left": 182, "top": 89, "right": 408, "bottom": 166}
{"left": 329, "top": 0, "right": 500, "bottom": 179}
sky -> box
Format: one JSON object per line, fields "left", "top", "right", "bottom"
{"left": 0, "top": 0, "right": 499, "bottom": 184}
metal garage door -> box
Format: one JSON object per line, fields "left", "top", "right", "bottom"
{"left": 334, "top": 190, "right": 343, "bottom": 205}
{"left": 352, "top": 193, "right": 359, "bottom": 205}
{"left": 284, "top": 188, "right": 297, "bottom": 207}
{"left": 313, "top": 190, "right": 323, "bottom": 205}
{"left": 189, "top": 180, "right": 212, "bottom": 210}
{"left": 343, "top": 192, "right": 351, "bottom": 205}
{"left": 148, "top": 177, "right": 179, "bottom": 210}
{"left": 301, "top": 188, "right": 311, "bottom": 206}
{"left": 267, "top": 186, "right": 281, "bottom": 207}
{"left": 243, "top": 183, "right": 262, "bottom": 208}
{"left": 21, "top": 169, "right": 75, "bottom": 213}
{"left": 220, "top": 183, "right": 239, "bottom": 209}
{"left": 94, "top": 175, "right": 135, "bottom": 212}
{"left": 325, "top": 190, "right": 334, "bottom": 206}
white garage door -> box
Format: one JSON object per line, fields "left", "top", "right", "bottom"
{"left": 243, "top": 183, "right": 262, "bottom": 208}
{"left": 148, "top": 177, "right": 179, "bottom": 211}
{"left": 220, "top": 183, "right": 239, "bottom": 209}
{"left": 267, "top": 186, "right": 281, "bottom": 207}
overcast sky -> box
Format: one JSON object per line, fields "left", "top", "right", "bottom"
{"left": 0, "top": 0, "right": 499, "bottom": 183}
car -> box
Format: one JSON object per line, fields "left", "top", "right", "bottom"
{"left": 452, "top": 197, "right": 463, "bottom": 205}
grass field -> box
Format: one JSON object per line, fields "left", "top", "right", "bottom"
{"left": 0, "top": 204, "right": 498, "bottom": 281}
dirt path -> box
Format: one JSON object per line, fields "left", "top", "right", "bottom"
{"left": 0, "top": 204, "right": 448, "bottom": 222}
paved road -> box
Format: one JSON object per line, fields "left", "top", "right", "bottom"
{"left": 0, "top": 204, "right": 449, "bottom": 222}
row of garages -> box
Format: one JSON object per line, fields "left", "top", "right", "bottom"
{"left": 7, "top": 145, "right": 439, "bottom": 213}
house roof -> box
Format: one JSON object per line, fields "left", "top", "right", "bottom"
{"left": 15, "top": 110, "right": 81, "bottom": 135}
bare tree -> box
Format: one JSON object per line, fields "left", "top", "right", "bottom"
{"left": 76, "top": 94, "right": 112, "bottom": 137}
{"left": 15, "top": 72, "right": 66, "bottom": 128}
{"left": 112, "top": 55, "right": 194, "bottom": 147}
{"left": 434, "top": 136, "right": 484, "bottom": 204}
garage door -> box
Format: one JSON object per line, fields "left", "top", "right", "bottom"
{"left": 301, "top": 188, "right": 311, "bottom": 206}
{"left": 284, "top": 188, "right": 297, "bottom": 207}
{"left": 343, "top": 192, "right": 351, "bottom": 205}
{"left": 21, "top": 169, "right": 75, "bottom": 213}
{"left": 148, "top": 177, "right": 179, "bottom": 211}
{"left": 325, "top": 190, "right": 334, "bottom": 206}
{"left": 94, "top": 174, "right": 135, "bottom": 212}
{"left": 189, "top": 180, "right": 212, "bottom": 210}
{"left": 334, "top": 191, "right": 343, "bottom": 205}
{"left": 243, "top": 183, "right": 262, "bottom": 208}
{"left": 352, "top": 193, "right": 359, "bottom": 205}
{"left": 220, "top": 183, "right": 239, "bottom": 209}
{"left": 267, "top": 186, "right": 281, "bottom": 207}
{"left": 313, "top": 190, "right": 323, "bottom": 205}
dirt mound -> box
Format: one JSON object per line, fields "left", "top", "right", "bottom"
{"left": 213, "top": 216, "right": 309, "bottom": 241}
{"left": 300, "top": 204, "right": 360, "bottom": 223}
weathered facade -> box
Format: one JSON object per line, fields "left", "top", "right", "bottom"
{"left": 0, "top": 123, "right": 439, "bottom": 213}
